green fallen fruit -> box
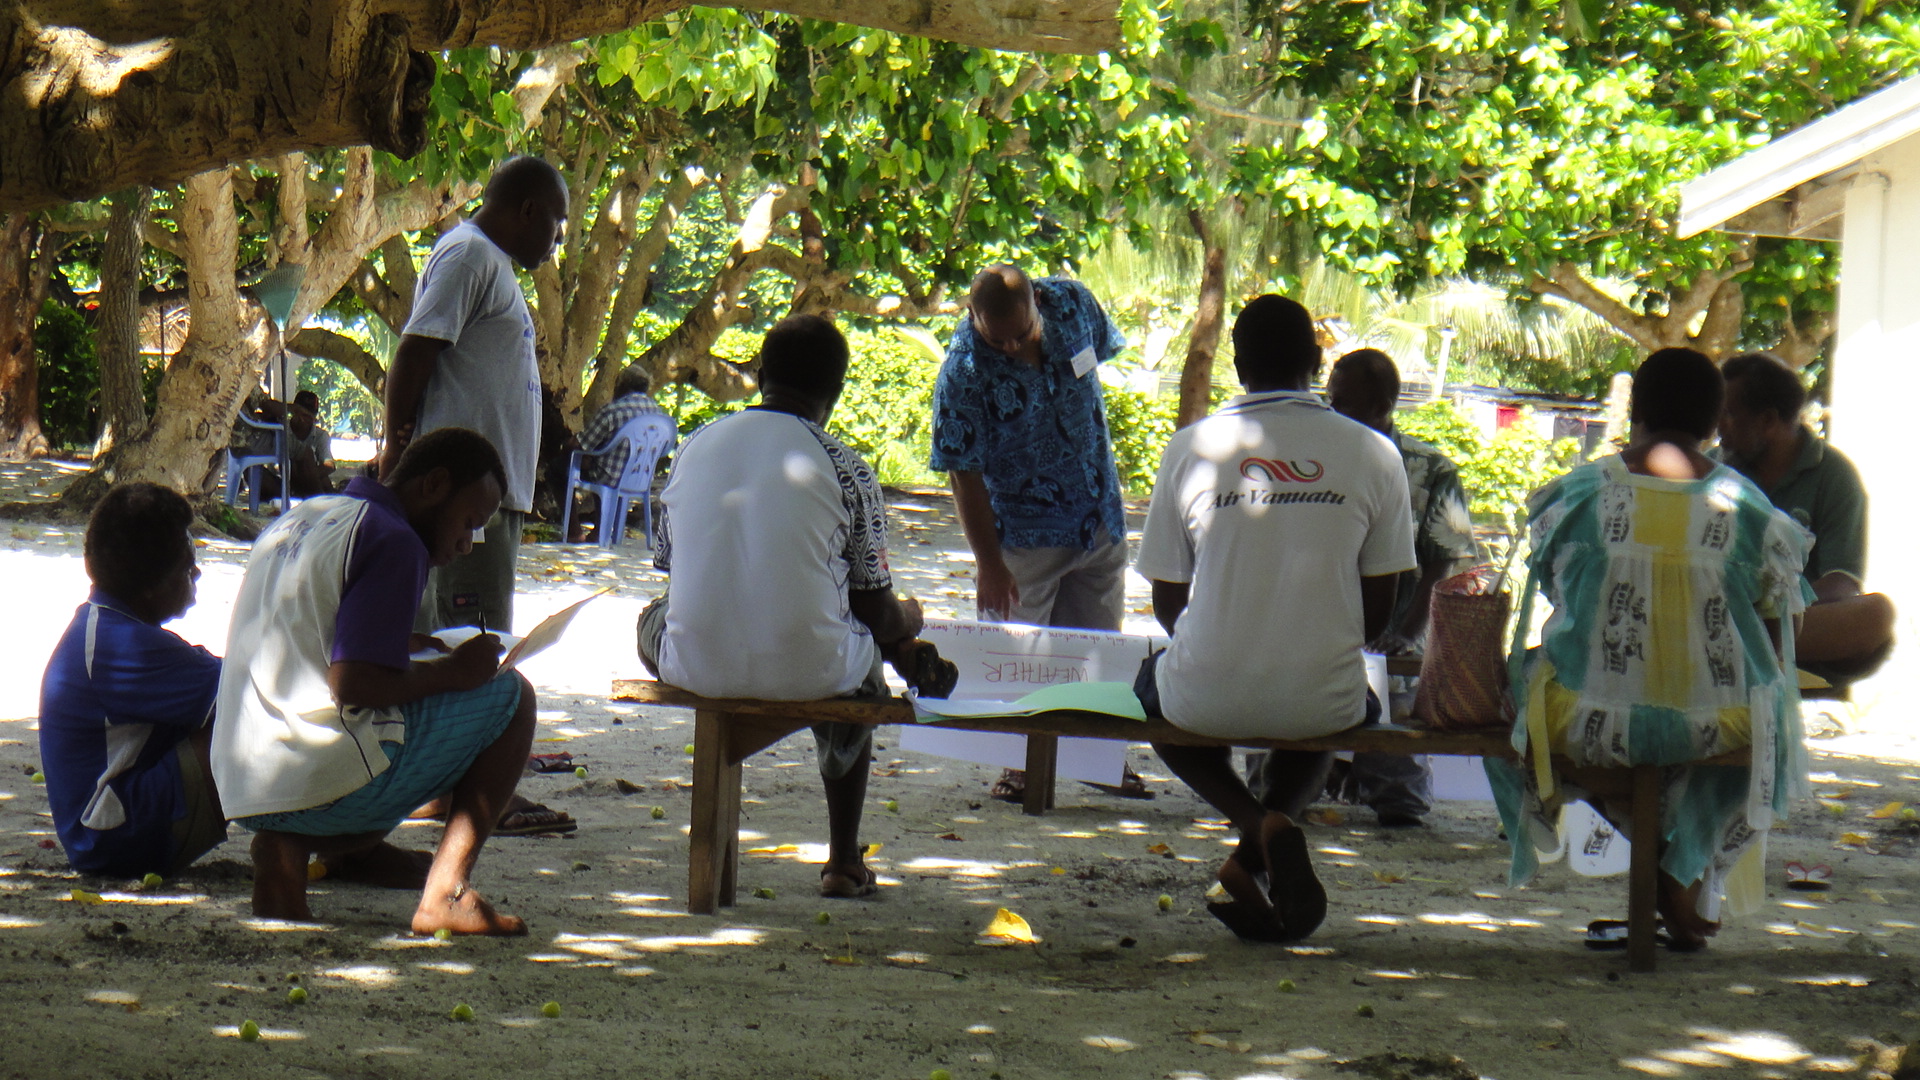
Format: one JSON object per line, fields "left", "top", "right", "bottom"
{"left": 752, "top": 887, "right": 776, "bottom": 900}
{"left": 432, "top": 928, "right": 452, "bottom": 942}
{"left": 238, "top": 1019, "right": 261, "bottom": 1042}
{"left": 884, "top": 800, "right": 900, "bottom": 813}
{"left": 286, "top": 987, "right": 307, "bottom": 1004}
{"left": 1902, "top": 807, "right": 1919, "bottom": 822}
{"left": 541, "top": 1001, "right": 561, "bottom": 1018}
{"left": 1156, "top": 894, "right": 1173, "bottom": 912}
{"left": 684, "top": 744, "right": 697, "bottom": 755}
{"left": 574, "top": 766, "right": 588, "bottom": 779}
{"left": 143, "top": 872, "right": 164, "bottom": 888}
{"left": 1277, "top": 979, "right": 1297, "bottom": 993}
{"left": 30, "top": 772, "right": 44, "bottom": 784}
{"left": 1355, "top": 1003, "right": 1375, "bottom": 1018}
{"left": 450, "top": 1003, "right": 475, "bottom": 1022}
{"left": 814, "top": 911, "right": 832, "bottom": 925}
{"left": 650, "top": 806, "right": 667, "bottom": 820}
{"left": 931, "top": 1071, "right": 953, "bottom": 1080}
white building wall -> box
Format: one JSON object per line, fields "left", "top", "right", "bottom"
{"left": 1828, "top": 132, "right": 1920, "bottom": 716}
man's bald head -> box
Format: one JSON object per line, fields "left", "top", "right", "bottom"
{"left": 1326, "top": 348, "right": 1400, "bottom": 434}
{"left": 474, "top": 157, "right": 568, "bottom": 270}
{"left": 968, "top": 266, "right": 1042, "bottom": 356}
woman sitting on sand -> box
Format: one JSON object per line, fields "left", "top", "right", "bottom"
{"left": 1489, "top": 348, "right": 1812, "bottom": 950}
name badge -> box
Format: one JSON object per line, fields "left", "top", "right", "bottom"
{"left": 1070, "top": 346, "right": 1097, "bottom": 379}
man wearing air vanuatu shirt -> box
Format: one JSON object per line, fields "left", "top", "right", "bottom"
{"left": 1133, "top": 294, "right": 1415, "bottom": 944}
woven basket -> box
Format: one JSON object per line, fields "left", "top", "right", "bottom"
{"left": 1412, "top": 567, "right": 1516, "bottom": 732}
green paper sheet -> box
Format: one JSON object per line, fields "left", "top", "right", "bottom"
{"left": 910, "top": 680, "right": 1146, "bottom": 722}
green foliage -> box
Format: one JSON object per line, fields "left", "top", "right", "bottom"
{"left": 34, "top": 300, "right": 99, "bottom": 451}
{"left": 658, "top": 329, "right": 945, "bottom": 488}
{"left": 1105, "top": 385, "right": 1183, "bottom": 497}
{"left": 297, "top": 358, "right": 380, "bottom": 438}
{"left": 1397, "top": 400, "right": 1581, "bottom": 530}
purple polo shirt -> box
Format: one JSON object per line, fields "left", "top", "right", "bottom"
{"left": 332, "top": 477, "right": 429, "bottom": 671}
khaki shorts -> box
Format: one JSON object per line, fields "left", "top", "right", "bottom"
{"left": 637, "top": 596, "right": 878, "bottom": 780}
{"left": 170, "top": 739, "right": 228, "bottom": 874}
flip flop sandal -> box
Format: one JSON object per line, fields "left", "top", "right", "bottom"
{"left": 1583, "top": 919, "right": 1676, "bottom": 951}
{"left": 988, "top": 769, "right": 1026, "bottom": 802}
{"left": 527, "top": 753, "right": 576, "bottom": 774}
{"left": 1206, "top": 900, "right": 1290, "bottom": 943}
{"left": 1081, "top": 766, "right": 1156, "bottom": 800}
{"left": 819, "top": 866, "right": 879, "bottom": 899}
{"left": 1264, "top": 823, "right": 1327, "bottom": 941}
{"left": 1785, "top": 861, "right": 1834, "bottom": 891}
{"left": 495, "top": 803, "right": 578, "bottom": 837}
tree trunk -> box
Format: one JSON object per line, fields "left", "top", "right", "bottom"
{"left": 0, "top": 212, "right": 51, "bottom": 460}
{"left": 1527, "top": 256, "right": 1754, "bottom": 359}
{"left": 1177, "top": 208, "right": 1228, "bottom": 429}
{"left": 66, "top": 169, "right": 271, "bottom": 504}
{"left": 95, "top": 186, "right": 153, "bottom": 455}
{"left": 0, "top": 0, "right": 1118, "bottom": 212}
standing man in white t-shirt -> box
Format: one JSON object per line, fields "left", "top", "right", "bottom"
{"left": 380, "top": 157, "right": 568, "bottom": 633}
{"left": 1133, "top": 294, "right": 1416, "bottom": 944}
{"left": 636, "top": 316, "right": 936, "bottom": 900}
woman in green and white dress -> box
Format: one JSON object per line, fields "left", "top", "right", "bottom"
{"left": 1490, "top": 348, "right": 1812, "bottom": 950}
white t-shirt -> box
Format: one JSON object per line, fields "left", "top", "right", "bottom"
{"left": 1135, "top": 391, "right": 1417, "bottom": 738}
{"left": 403, "top": 221, "right": 541, "bottom": 512}
{"left": 211, "top": 483, "right": 427, "bottom": 818}
{"left": 653, "top": 410, "right": 890, "bottom": 700}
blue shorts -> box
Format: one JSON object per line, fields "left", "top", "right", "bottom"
{"left": 237, "top": 673, "right": 523, "bottom": 836}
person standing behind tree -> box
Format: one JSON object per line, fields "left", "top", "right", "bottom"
{"left": 379, "top": 157, "right": 568, "bottom": 632}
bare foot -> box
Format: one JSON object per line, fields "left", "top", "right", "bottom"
{"left": 1655, "top": 872, "right": 1719, "bottom": 951}
{"left": 412, "top": 888, "right": 527, "bottom": 937}
{"left": 249, "top": 831, "right": 315, "bottom": 922}
{"left": 820, "top": 863, "right": 878, "bottom": 899}
{"left": 325, "top": 843, "right": 435, "bottom": 889}
{"left": 1216, "top": 834, "right": 1271, "bottom": 911}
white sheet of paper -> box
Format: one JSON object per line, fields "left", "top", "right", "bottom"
{"left": 412, "top": 588, "right": 612, "bottom": 670}
{"left": 894, "top": 620, "right": 1163, "bottom": 786}
{"left": 498, "top": 587, "right": 613, "bottom": 669}
{"left": 1069, "top": 345, "right": 1097, "bottom": 378}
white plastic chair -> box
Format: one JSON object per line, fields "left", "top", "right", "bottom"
{"left": 223, "top": 412, "right": 288, "bottom": 513}
{"left": 562, "top": 411, "right": 678, "bottom": 549}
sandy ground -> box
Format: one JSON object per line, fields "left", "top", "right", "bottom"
{"left": 0, "top": 458, "right": 1915, "bottom": 1080}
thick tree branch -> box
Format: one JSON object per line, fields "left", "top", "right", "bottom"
{"left": 291, "top": 325, "right": 386, "bottom": 395}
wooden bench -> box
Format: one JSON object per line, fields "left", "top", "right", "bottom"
{"left": 610, "top": 678, "right": 1745, "bottom": 972}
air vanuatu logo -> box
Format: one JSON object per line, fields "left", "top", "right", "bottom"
{"left": 1239, "top": 457, "right": 1324, "bottom": 483}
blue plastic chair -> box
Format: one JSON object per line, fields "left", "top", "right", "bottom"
{"left": 563, "top": 411, "right": 678, "bottom": 549}
{"left": 223, "top": 412, "right": 288, "bottom": 513}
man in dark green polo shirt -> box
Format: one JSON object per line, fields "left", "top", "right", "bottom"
{"left": 1719, "top": 352, "right": 1892, "bottom": 678}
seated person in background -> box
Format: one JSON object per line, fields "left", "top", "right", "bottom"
{"left": 567, "top": 366, "right": 669, "bottom": 542}
{"left": 1323, "top": 347, "right": 1479, "bottom": 828}
{"left": 39, "top": 483, "right": 225, "bottom": 878}
{"left": 285, "top": 390, "right": 339, "bottom": 497}
{"left": 213, "top": 428, "right": 536, "bottom": 935}
{"left": 638, "top": 315, "right": 940, "bottom": 900}
{"left": 1133, "top": 296, "right": 1415, "bottom": 942}
{"left": 1490, "top": 348, "right": 1811, "bottom": 951}
{"left": 1716, "top": 351, "right": 1893, "bottom": 682}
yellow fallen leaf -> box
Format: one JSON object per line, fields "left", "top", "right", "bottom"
{"left": 70, "top": 888, "right": 105, "bottom": 905}
{"left": 746, "top": 844, "right": 801, "bottom": 855}
{"left": 1304, "top": 808, "right": 1345, "bottom": 826}
{"left": 1867, "top": 801, "right": 1905, "bottom": 820}
{"left": 1082, "top": 1036, "right": 1136, "bottom": 1052}
{"left": 1373, "top": 871, "right": 1405, "bottom": 884}
{"left": 1049, "top": 867, "right": 1066, "bottom": 876}
{"left": 1839, "top": 832, "right": 1875, "bottom": 846}
{"left": 1162, "top": 952, "right": 1207, "bottom": 964}
{"left": 1189, "top": 1032, "right": 1251, "bottom": 1053}
{"left": 980, "top": 907, "right": 1038, "bottom": 944}
{"left": 822, "top": 955, "right": 863, "bottom": 966}
{"left": 1146, "top": 842, "right": 1176, "bottom": 857}
{"left": 863, "top": 842, "right": 883, "bottom": 856}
